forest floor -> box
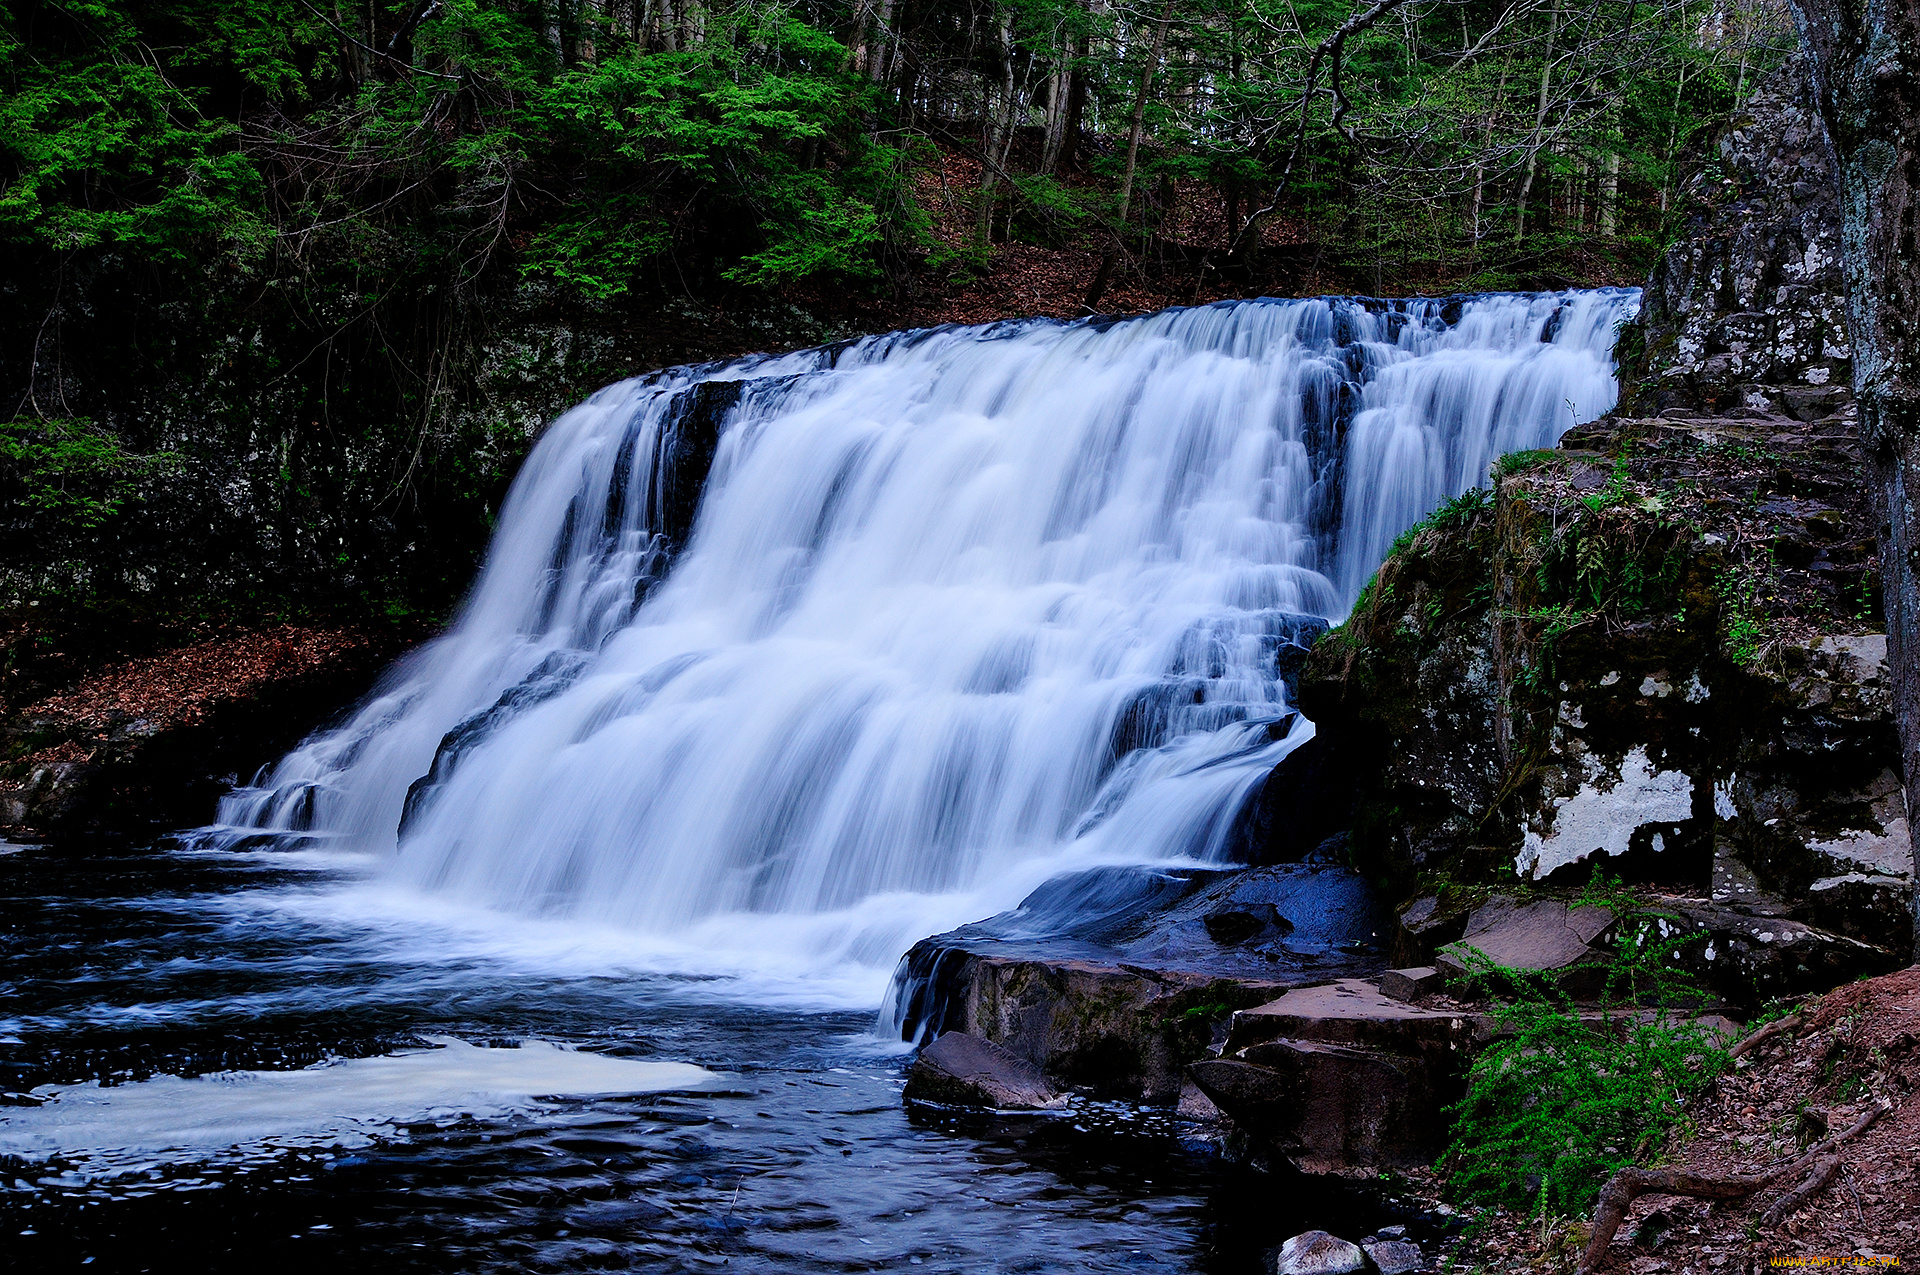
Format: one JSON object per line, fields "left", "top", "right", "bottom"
{"left": 1431, "top": 965, "right": 1920, "bottom": 1275}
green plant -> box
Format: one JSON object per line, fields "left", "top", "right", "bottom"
{"left": 0, "top": 418, "right": 180, "bottom": 529}
{"left": 1493, "top": 449, "right": 1558, "bottom": 479}
{"left": 1716, "top": 547, "right": 1774, "bottom": 666}
{"left": 1444, "top": 879, "right": 1733, "bottom": 1216}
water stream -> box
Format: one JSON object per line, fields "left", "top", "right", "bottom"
{"left": 1, "top": 290, "right": 1636, "bottom": 1270}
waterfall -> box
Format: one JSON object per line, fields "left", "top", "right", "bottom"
{"left": 200, "top": 290, "right": 1637, "bottom": 998}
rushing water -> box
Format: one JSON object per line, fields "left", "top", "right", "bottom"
{"left": 197, "top": 289, "right": 1636, "bottom": 1005}
{"left": 2, "top": 291, "right": 1635, "bottom": 1269}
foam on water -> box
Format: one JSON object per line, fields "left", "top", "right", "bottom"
{"left": 0, "top": 1038, "right": 712, "bottom": 1174}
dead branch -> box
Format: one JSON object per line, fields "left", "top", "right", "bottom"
{"left": 1576, "top": 1100, "right": 1889, "bottom": 1274}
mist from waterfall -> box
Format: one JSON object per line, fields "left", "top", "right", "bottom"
{"left": 197, "top": 290, "right": 1637, "bottom": 1005}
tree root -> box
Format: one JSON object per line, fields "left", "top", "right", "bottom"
{"left": 1576, "top": 1100, "right": 1889, "bottom": 1274}
{"left": 1760, "top": 1154, "right": 1841, "bottom": 1229}
{"left": 1730, "top": 1012, "right": 1805, "bottom": 1059}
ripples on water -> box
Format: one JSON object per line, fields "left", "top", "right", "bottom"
{"left": 0, "top": 843, "right": 1426, "bottom": 1272}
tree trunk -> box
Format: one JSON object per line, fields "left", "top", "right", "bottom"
{"left": 1788, "top": 0, "right": 1920, "bottom": 957}
{"left": 1513, "top": 6, "right": 1560, "bottom": 245}
{"left": 1040, "top": 45, "right": 1074, "bottom": 174}
{"left": 1598, "top": 93, "right": 1621, "bottom": 237}
{"left": 976, "top": 9, "right": 1018, "bottom": 250}
{"left": 870, "top": 0, "right": 896, "bottom": 84}
{"left": 1117, "top": 0, "right": 1175, "bottom": 222}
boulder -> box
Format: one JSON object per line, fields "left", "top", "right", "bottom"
{"left": 884, "top": 861, "right": 1386, "bottom": 1102}
{"left": 902, "top": 1031, "right": 1066, "bottom": 1111}
{"left": 1192, "top": 979, "right": 1489, "bottom": 1172}
{"left": 1269, "top": 1230, "right": 1367, "bottom": 1274}
{"left": 1191, "top": 1040, "right": 1441, "bottom": 1172}
{"left": 1378, "top": 966, "right": 1442, "bottom": 1003}
{"left": 1363, "top": 1238, "right": 1428, "bottom": 1275}
{"left": 1434, "top": 896, "right": 1613, "bottom": 994}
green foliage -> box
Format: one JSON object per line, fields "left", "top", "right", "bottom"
{"left": 1387, "top": 486, "right": 1493, "bottom": 561}
{"left": 1512, "top": 460, "right": 1687, "bottom": 691}
{"left": 1493, "top": 450, "right": 1559, "bottom": 480}
{"left": 1445, "top": 880, "right": 1733, "bottom": 1215}
{"left": 1716, "top": 546, "right": 1774, "bottom": 665}
{"left": 0, "top": 418, "right": 179, "bottom": 529}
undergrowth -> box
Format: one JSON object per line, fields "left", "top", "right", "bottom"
{"left": 1444, "top": 878, "right": 1732, "bottom": 1217}
{"left": 1511, "top": 455, "right": 1688, "bottom": 692}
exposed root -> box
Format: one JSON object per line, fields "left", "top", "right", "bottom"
{"left": 1730, "top": 1012, "right": 1804, "bottom": 1059}
{"left": 1577, "top": 1100, "right": 1889, "bottom": 1274}
{"left": 1760, "top": 1154, "right": 1842, "bottom": 1229}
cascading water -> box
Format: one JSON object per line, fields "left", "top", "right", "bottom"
{"left": 198, "top": 289, "right": 1637, "bottom": 1002}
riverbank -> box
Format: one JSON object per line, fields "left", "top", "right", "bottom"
{"left": 1, "top": 605, "right": 429, "bottom": 839}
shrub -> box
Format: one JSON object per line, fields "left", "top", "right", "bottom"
{"left": 1444, "top": 881, "right": 1732, "bottom": 1216}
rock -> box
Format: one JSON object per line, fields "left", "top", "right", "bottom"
{"left": 1363, "top": 1238, "right": 1428, "bottom": 1275}
{"left": 1624, "top": 57, "right": 1852, "bottom": 420}
{"left": 1, "top": 622, "right": 422, "bottom": 840}
{"left": 1269, "top": 1230, "right": 1367, "bottom": 1274}
{"left": 1222, "top": 978, "right": 1488, "bottom": 1056}
{"left": 1392, "top": 895, "right": 1469, "bottom": 966}
{"left": 1378, "top": 966, "right": 1442, "bottom": 1003}
{"left": 902, "top": 1031, "right": 1066, "bottom": 1111}
{"left": 1654, "top": 897, "right": 1901, "bottom": 1003}
{"left": 1435, "top": 896, "right": 1613, "bottom": 994}
{"left": 884, "top": 862, "right": 1386, "bottom": 1103}
{"left": 1289, "top": 60, "right": 1909, "bottom": 977}
{"left": 1191, "top": 979, "right": 1488, "bottom": 1171}
{"left": 1191, "top": 1040, "right": 1443, "bottom": 1172}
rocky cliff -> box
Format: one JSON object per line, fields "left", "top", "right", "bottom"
{"left": 1297, "top": 57, "right": 1910, "bottom": 976}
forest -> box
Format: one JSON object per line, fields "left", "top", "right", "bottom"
{"left": 2, "top": 0, "right": 1791, "bottom": 619}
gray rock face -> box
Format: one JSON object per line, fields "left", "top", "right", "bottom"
{"left": 1269, "top": 1230, "right": 1367, "bottom": 1274}
{"left": 902, "top": 1031, "right": 1066, "bottom": 1111}
{"left": 1631, "top": 57, "right": 1852, "bottom": 420}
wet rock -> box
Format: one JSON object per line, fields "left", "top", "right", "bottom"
{"left": 1363, "top": 1237, "right": 1428, "bottom": 1275}
{"left": 1268, "top": 1230, "right": 1367, "bottom": 1274}
{"left": 886, "top": 862, "right": 1387, "bottom": 1103}
{"left": 903, "top": 1031, "right": 1067, "bottom": 1111}
{"left": 1378, "top": 966, "right": 1441, "bottom": 1003}
{"left": 1204, "top": 904, "right": 1292, "bottom": 945}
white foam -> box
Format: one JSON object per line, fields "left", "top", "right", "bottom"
{"left": 0, "top": 1038, "right": 711, "bottom": 1172}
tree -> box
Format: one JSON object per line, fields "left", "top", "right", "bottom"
{"left": 1787, "top": 0, "right": 1920, "bottom": 957}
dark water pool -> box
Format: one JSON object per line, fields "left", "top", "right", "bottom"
{"left": 0, "top": 840, "right": 1422, "bottom": 1274}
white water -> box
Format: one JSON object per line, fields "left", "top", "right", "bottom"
{"left": 201, "top": 291, "right": 1636, "bottom": 1003}
{"left": 0, "top": 1038, "right": 711, "bottom": 1174}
